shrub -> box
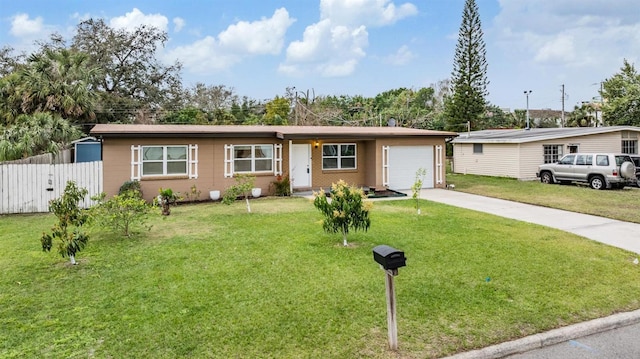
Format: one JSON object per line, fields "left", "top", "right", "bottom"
{"left": 119, "top": 180, "right": 142, "bottom": 197}
{"left": 41, "top": 181, "right": 90, "bottom": 265}
{"left": 223, "top": 174, "right": 256, "bottom": 212}
{"left": 271, "top": 174, "right": 291, "bottom": 196}
{"left": 183, "top": 184, "right": 201, "bottom": 202}
{"left": 313, "top": 180, "right": 372, "bottom": 246}
{"left": 90, "top": 190, "right": 152, "bottom": 237}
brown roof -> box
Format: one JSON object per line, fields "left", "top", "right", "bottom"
{"left": 90, "top": 124, "right": 457, "bottom": 139}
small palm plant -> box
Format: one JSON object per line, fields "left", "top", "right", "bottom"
{"left": 158, "top": 188, "right": 179, "bottom": 216}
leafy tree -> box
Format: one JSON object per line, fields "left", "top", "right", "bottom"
{"left": 71, "top": 19, "right": 182, "bottom": 123}
{"left": 0, "top": 45, "right": 25, "bottom": 77}
{"left": 601, "top": 59, "right": 640, "bottom": 126}
{"left": 263, "top": 96, "right": 290, "bottom": 125}
{"left": 444, "top": 0, "right": 489, "bottom": 131}
{"left": 41, "top": 181, "right": 89, "bottom": 265}
{"left": 90, "top": 190, "right": 152, "bottom": 237}
{"left": 0, "top": 113, "right": 83, "bottom": 161}
{"left": 313, "top": 180, "right": 372, "bottom": 247}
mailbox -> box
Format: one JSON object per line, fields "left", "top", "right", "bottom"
{"left": 373, "top": 245, "right": 406, "bottom": 270}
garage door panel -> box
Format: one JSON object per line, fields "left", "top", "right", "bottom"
{"left": 388, "top": 146, "right": 434, "bottom": 190}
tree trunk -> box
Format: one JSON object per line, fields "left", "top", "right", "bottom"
{"left": 245, "top": 197, "right": 251, "bottom": 213}
{"left": 69, "top": 254, "right": 76, "bottom": 265}
{"left": 343, "top": 233, "right": 348, "bottom": 247}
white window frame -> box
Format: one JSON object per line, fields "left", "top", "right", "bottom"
{"left": 473, "top": 143, "right": 483, "bottom": 154}
{"left": 622, "top": 139, "right": 638, "bottom": 154}
{"left": 232, "top": 144, "right": 275, "bottom": 174}
{"left": 543, "top": 144, "right": 563, "bottom": 164}
{"left": 131, "top": 144, "right": 197, "bottom": 179}
{"left": 322, "top": 143, "right": 357, "bottom": 170}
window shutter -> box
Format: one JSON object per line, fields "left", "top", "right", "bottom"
{"left": 274, "top": 144, "right": 283, "bottom": 176}
{"left": 189, "top": 144, "right": 198, "bottom": 179}
{"left": 131, "top": 145, "right": 141, "bottom": 180}
{"left": 382, "top": 146, "right": 390, "bottom": 187}
{"left": 435, "top": 145, "right": 443, "bottom": 184}
{"left": 224, "top": 144, "right": 233, "bottom": 178}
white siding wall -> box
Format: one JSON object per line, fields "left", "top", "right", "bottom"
{"left": 518, "top": 132, "right": 624, "bottom": 179}
{"left": 453, "top": 143, "right": 520, "bottom": 177}
{"left": 455, "top": 131, "right": 627, "bottom": 180}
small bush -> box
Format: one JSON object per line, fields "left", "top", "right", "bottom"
{"left": 271, "top": 174, "right": 291, "bottom": 196}
{"left": 91, "top": 190, "right": 152, "bottom": 237}
{"left": 119, "top": 180, "right": 142, "bottom": 197}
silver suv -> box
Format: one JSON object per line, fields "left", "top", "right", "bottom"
{"left": 537, "top": 153, "right": 637, "bottom": 190}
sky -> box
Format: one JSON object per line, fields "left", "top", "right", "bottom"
{"left": 1, "top": 0, "right": 639, "bottom": 112}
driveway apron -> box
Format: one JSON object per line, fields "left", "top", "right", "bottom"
{"left": 417, "top": 189, "right": 640, "bottom": 255}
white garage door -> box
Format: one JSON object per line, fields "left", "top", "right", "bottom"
{"left": 388, "top": 146, "right": 434, "bottom": 190}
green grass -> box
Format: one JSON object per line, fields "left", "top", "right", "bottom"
{"left": 2, "top": 197, "right": 640, "bottom": 358}
{"left": 447, "top": 173, "right": 640, "bottom": 224}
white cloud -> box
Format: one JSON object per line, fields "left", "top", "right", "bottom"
{"left": 493, "top": 0, "right": 640, "bottom": 68}
{"left": 320, "top": 0, "right": 417, "bottom": 27}
{"left": 384, "top": 45, "right": 415, "bottom": 65}
{"left": 218, "top": 8, "right": 295, "bottom": 55}
{"left": 165, "top": 8, "right": 295, "bottom": 74}
{"left": 173, "top": 17, "right": 185, "bottom": 32}
{"left": 10, "top": 13, "right": 45, "bottom": 38}
{"left": 109, "top": 8, "right": 169, "bottom": 32}
{"left": 280, "top": 0, "right": 415, "bottom": 78}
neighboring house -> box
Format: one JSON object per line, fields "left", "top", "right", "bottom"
{"left": 451, "top": 126, "right": 640, "bottom": 180}
{"left": 90, "top": 124, "right": 457, "bottom": 201}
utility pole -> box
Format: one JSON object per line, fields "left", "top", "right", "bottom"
{"left": 524, "top": 90, "right": 532, "bottom": 129}
{"left": 561, "top": 84, "right": 565, "bottom": 128}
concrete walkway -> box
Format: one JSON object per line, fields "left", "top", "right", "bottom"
{"left": 414, "top": 189, "right": 640, "bottom": 255}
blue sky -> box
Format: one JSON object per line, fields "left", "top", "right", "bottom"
{"left": 1, "top": 0, "right": 639, "bottom": 111}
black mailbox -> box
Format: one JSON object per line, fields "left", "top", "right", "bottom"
{"left": 373, "top": 245, "right": 406, "bottom": 270}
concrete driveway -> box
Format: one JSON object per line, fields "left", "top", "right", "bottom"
{"left": 415, "top": 189, "right": 640, "bottom": 255}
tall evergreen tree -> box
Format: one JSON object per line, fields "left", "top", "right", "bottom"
{"left": 444, "top": 0, "right": 489, "bottom": 131}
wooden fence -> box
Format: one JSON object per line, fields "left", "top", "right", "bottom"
{"left": 0, "top": 161, "right": 103, "bottom": 214}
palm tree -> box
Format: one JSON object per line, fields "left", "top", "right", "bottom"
{"left": 18, "top": 48, "right": 100, "bottom": 123}
{"left": 0, "top": 113, "right": 82, "bottom": 161}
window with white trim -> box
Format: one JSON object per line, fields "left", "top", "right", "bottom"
{"left": 322, "top": 144, "right": 356, "bottom": 170}
{"left": 142, "top": 146, "right": 188, "bottom": 176}
{"left": 233, "top": 144, "right": 274, "bottom": 173}
{"left": 473, "top": 143, "right": 483, "bottom": 154}
{"left": 543, "top": 145, "right": 563, "bottom": 163}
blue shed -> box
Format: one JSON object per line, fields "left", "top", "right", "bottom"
{"left": 73, "top": 137, "right": 102, "bottom": 163}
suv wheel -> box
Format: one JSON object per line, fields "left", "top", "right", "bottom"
{"left": 589, "top": 175, "right": 605, "bottom": 190}
{"left": 540, "top": 172, "right": 554, "bottom": 184}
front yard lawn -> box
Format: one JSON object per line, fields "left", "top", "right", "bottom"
{"left": 447, "top": 173, "right": 640, "bottom": 224}
{"left": 2, "top": 197, "right": 640, "bottom": 358}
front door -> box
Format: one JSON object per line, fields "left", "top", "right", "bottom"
{"left": 291, "top": 144, "right": 311, "bottom": 188}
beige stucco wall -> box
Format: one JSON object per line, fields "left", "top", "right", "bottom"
{"left": 102, "top": 137, "right": 286, "bottom": 202}
{"left": 453, "top": 131, "right": 630, "bottom": 180}
{"left": 102, "top": 135, "right": 450, "bottom": 201}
